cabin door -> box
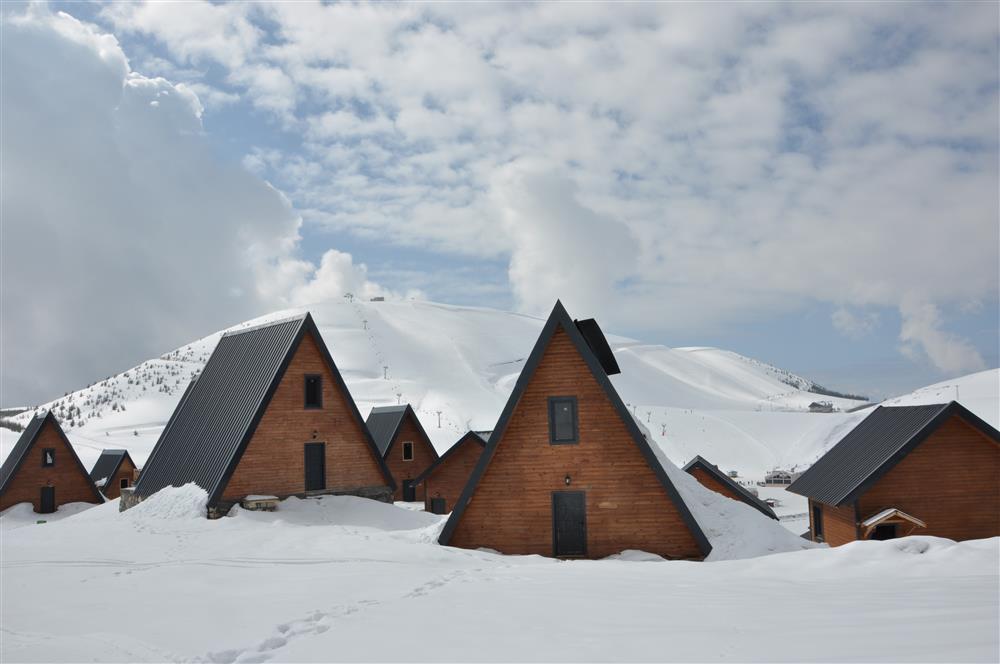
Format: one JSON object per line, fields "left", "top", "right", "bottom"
{"left": 402, "top": 480, "right": 416, "bottom": 502}
{"left": 552, "top": 491, "right": 587, "bottom": 557}
{"left": 430, "top": 497, "right": 446, "bottom": 514}
{"left": 304, "top": 443, "right": 326, "bottom": 492}
{"left": 39, "top": 486, "right": 56, "bottom": 514}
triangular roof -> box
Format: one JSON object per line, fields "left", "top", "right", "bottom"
{"left": 682, "top": 455, "right": 777, "bottom": 520}
{"left": 365, "top": 404, "right": 438, "bottom": 459}
{"left": 89, "top": 449, "right": 136, "bottom": 492}
{"left": 411, "top": 431, "right": 487, "bottom": 487}
{"left": 789, "top": 402, "right": 1000, "bottom": 506}
{"left": 438, "top": 301, "right": 712, "bottom": 556}
{"left": 0, "top": 411, "right": 103, "bottom": 502}
{"left": 134, "top": 313, "right": 395, "bottom": 506}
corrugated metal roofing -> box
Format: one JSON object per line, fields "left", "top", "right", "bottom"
{"left": 0, "top": 412, "right": 47, "bottom": 493}
{"left": 682, "top": 455, "right": 778, "bottom": 520}
{"left": 365, "top": 405, "right": 409, "bottom": 456}
{"left": 574, "top": 318, "right": 620, "bottom": 375}
{"left": 133, "top": 316, "right": 306, "bottom": 502}
{"left": 788, "top": 402, "right": 998, "bottom": 506}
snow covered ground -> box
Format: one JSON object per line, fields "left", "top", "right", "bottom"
{"left": 2, "top": 489, "right": 996, "bottom": 663}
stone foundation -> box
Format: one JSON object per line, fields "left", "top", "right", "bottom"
{"left": 119, "top": 487, "right": 143, "bottom": 512}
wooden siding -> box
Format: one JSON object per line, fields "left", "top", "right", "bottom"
{"left": 689, "top": 466, "right": 745, "bottom": 503}
{"left": 221, "top": 331, "right": 389, "bottom": 501}
{"left": 0, "top": 420, "right": 102, "bottom": 512}
{"left": 857, "top": 415, "right": 999, "bottom": 542}
{"left": 101, "top": 456, "right": 138, "bottom": 500}
{"left": 447, "top": 328, "right": 704, "bottom": 559}
{"left": 384, "top": 415, "right": 437, "bottom": 501}
{"left": 421, "top": 440, "right": 484, "bottom": 513}
{"left": 809, "top": 499, "right": 858, "bottom": 546}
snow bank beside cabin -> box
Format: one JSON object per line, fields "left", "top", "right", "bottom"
{"left": 121, "top": 483, "right": 208, "bottom": 520}
{"left": 634, "top": 418, "right": 816, "bottom": 561}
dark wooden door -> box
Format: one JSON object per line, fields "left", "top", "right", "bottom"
{"left": 430, "top": 497, "right": 446, "bottom": 514}
{"left": 39, "top": 486, "right": 56, "bottom": 514}
{"left": 304, "top": 443, "right": 326, "bottom": 492}
{"left": 402, "top": 480, "right": 416, "bottom": 502}
{"left": 552, "top": 491, "right": 587, "bottom": 557}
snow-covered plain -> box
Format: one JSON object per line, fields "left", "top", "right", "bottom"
{"left": 2, "top": 488, "right": 996, "bottom": 663}
{"left": 0, "top": 299, "right": 897, "bottom": 478}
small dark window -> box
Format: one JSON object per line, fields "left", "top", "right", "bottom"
{"left": 304, "top": 374, "right": 322, "bottom": 409}
{"left": 42, "top": 448, "right": 55, "bottom": 467}
{"left": 402, "top": 441, "right": 414, "bottom": 461}
{"left": 548, "top": 397, "right": 578, "bottom": 444}
{"left": 120, "top": 478, "right": 130, "bottom": 489}
{"left": 871, "top": 524, "right": 897, "bottom": 541}
{"left": 812, "top": 504, "right": 824, "bottom": 542}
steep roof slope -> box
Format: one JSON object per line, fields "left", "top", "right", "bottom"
{"left": 89, "top": 449, "right": 135, "bottom": 488}
{"left": 0, "top": 411, "right": 103, "bottom": 502}
{"left": 412, "top": 431, "right": 487, "bottom": 487}
{"left": 789, "top": 402, "right": 1000, "bottom": 506}
{"left": 683, "top": 455, "right": 777, "bottom": 519}
{"left": 439, "top": 300, "right": 712, "bottom": 556}
{"left": 134, "top": 313, "right": 393, "bottom": 505}
{"left": 364, "top": 404, "right": 438, "bottom": 460}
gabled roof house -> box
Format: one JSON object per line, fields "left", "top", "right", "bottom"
{"left": 366, "top": 404, "right": 439, "bottom": 501}
{"left": 132, "top": 313, "right": 395, "bottom": 516}
{"left": 89, "top": 449, "right": 138, "bottom": 500}
{"left": 411, "top": 431, "right": 488, "bottom": 514}
{"left": 1, "top": 412, "right": 103, "bottom": 513}
{"left": 789, "top": 402, "right": 999, "bottom": 545}
{"left": 439, "top": 301, "right": 711, "bottom": 559}
{"left": 683, "top": 455, "right": 777, "bottom": 520}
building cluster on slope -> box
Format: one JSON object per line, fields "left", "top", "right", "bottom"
{"left": 1, "top": 302, "right": 997, "bottom": 558}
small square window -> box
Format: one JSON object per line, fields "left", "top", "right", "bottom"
{"left": 120, "top": 478, "right": 130, "bottom": 489}
{"left": 402, "top": 441, "right": 414, "bottom": 461}
{"left": 42, "top": 448, "right": 55, "bottom": 467}
{"left": 548, "top": 397, "right": 578, "bottom": 444}
{"left": 304, "top": 375, "right": 322, "bottom": 409}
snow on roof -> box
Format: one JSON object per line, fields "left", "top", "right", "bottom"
{"left": 862, "top": 508, "right": 927, "bottom": 529}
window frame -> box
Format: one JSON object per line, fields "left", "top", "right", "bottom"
{"left": 41, "top": 448, "right": 55, "bottom": 467}
{"left": 812, "top": 504, "right": 825, "bottom": 542}
{"left": 402, "top": 441, "right": 414, "bottom": 461}
{"left": 120, "top": 477, "right": 130, "bottom": 489}
{"left": 548, "top": 396, "right": 579, "bottom": 445}
{"left": 304, "top": 374, "right": 323, "bottom": 409}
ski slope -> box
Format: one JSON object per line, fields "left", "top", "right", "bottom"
{"left": 2, "top": 299, "right": 995, "bottom": 479}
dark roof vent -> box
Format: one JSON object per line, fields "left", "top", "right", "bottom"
{"left": 574, "top": 318, "right": 620, "bottom": 375}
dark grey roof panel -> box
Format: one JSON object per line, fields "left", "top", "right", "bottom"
{"left": 0, "top": 412, "right": 47, "bottom": 493}
{"left": 788, "top": 402, "right": 999, "bottom": 506}
{"left": 90, "top": 449, "right": 127, "bottom": 485}
{"left": 133, "top": 316, "right": 306, "bottom": 500}
{"left": 682, "top": 455, "right": 777, "bottom": 519}
{"left": 366, "top": 406, "right": 409, "bottom": 456}
{"left": 574, "top": 318, "right": 620, "bottom": 375}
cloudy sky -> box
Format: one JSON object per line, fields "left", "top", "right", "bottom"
{"left": 2, "top": 1, "right": 997, "bottom": 407}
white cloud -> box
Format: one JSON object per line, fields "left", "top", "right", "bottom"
{"left": 832, "top": 308, "right": 880, "bottom": 339}
{"left": 899, "top": 298, "right": 986, "bottom": 374}
{"left": 0, "top": 8, "right": 389, "bottom": 405}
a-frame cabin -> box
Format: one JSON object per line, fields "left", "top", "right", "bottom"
{"left": 365, "top": 404, "right": 439, "bottom": 501}
{"left": 412, "top": 431, "right": 488, "bottom": 514}
{"left": 132, "top": 313, "right": 395, "bottom": 516}
{"left": 439, "top": 301, "right": 711, "bottom": 559}
{"left": 90, "top": 449, "right": 138, "bottom": 500}
{"left": 683, "top": 455, "right": 777, "bottom": 520}
{"left": 0, "top": 412, "right": 103, "bottom": 513}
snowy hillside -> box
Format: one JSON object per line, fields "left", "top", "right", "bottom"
{"left": 2, "top": 299, "right": 994, "bottom": 480}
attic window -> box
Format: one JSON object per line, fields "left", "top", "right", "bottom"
{"left": 402, "top": 441, "right": 414, "bottom": 461}
{"left": 304, "top": 374, "right": 322, "bottom": 409}
{"left": 42, "top": 448, "right": 55, "bottom": 467}
{"left": 120, "top": 478, "right": 129, "bottom": 489}
{"left": 548, "top": 397, "right": 578, "bottom": 444}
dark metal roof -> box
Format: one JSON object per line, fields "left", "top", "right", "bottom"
{"left": 411, "top": 431, "right": 488, "bottom": 487}
{"left": 365, "top": 404, "right": 438, "bottom": 460}
{"left": 89, "top": 449, "right": 136, "bottom": 494}
{"left": 438, "top": 300, "right": 711, "bottom": 557}
{"left": 134, "top": 313, "right": 394, "bottom": 506}
{"left": 574, "top": 318, "right": 620, "bottom": 375}
{"left": 682, "top": 455, "right": 777, "bottom": 520}
{"left": 0, "top": 411, "right": 103, "bottom": 502}
{"left": 788, "top": 402, "right": 1000, "bottom": 506}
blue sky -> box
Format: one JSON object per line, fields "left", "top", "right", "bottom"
{"left": 2, "top": 2, "right": 998, "bottom": 405}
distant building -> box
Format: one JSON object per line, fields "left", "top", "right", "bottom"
{"left": 0, "top": 412, "right": 103, "bottom": 513}
{"left": 809, "top": 401, "right": 835, "bottom": 413}
{"left": 411, "top": 431, "right": 488, "bottom": 514}
{"left": 89, "top": 449, "right": 138, "bottom": 500}
{"left": 438, "top": 301, "right": 711, "bottom": 560}
{"left": 365, "top": 404, "right": 439, "bottom": 501}
{"left": 683, "top": 456, "right": 778, "bottom": 520}
{"left": 131, "top": 313, "right": 395, "bottom": 517}
{"left": 369, "top": 296, "right": 385, "bottom": 302}
{"left": 764, "top": 469, "right": 801, "bottom": 486}
{"left": 790, "top": 402, "right": 999, "bottom": 545}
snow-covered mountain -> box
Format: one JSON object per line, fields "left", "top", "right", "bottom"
{"left": 3, "top": 299, "right": 994, "bottom": 478}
